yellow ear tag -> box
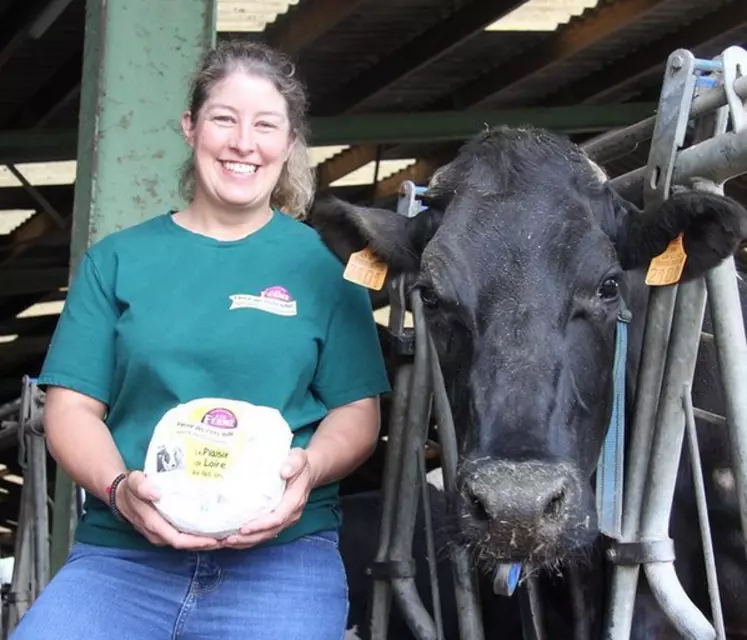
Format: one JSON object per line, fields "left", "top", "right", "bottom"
{"left": 645, "top": 233, "right": 687, "bottom": 286}
{"left": 343, "top": 247, "right": 389, "bottom": 291}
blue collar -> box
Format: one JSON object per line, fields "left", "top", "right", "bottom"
{"left": 595, "top": 299, "right": 633, "bottom": 538}
{"left": 493, "top": 299, "right": 632, "bottom": 596}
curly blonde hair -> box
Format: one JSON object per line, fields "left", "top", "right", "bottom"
{"left": 179, "top": 40, "right": 315, "bottom": 218}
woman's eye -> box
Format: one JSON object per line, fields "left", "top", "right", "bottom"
{"left": 598, "top": 277, "right": 619, "bottom": 301}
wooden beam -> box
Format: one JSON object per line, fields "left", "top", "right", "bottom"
{"left": 432, "top": 0, "right": 671, "bottom": 110}
{"left": 0, "top": 185, "right": 74, "bottom": 212}
{"left": 309, "top": 103, "right": 658, "bottom": 145}
{"left": 5, "top": 49, "right": 83, "bottom": 129}
{"left": 0, "top": 130, "right": 77, "bottom": 165}
{"left": 0, "top": 267, "right": 68, "bottom": 296}
{"left": 263, "top": 0, "right": 366, "bottom": 55}
{"left": 0, "top": 0, "right": 63, "bottom": 74}
{"left": 0, "top": 313, "right": 60, "bottom": 336}
{"left": 547, "top": 2, "right": 747, "bottom": 106}
{"left": 312, "top": 0, "right": 526, "bottom": 115}
{"left": 0, "top": 336, "right": 50, "bottom": 360}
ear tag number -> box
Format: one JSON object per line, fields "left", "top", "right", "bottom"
{"left": 343, "top": 247, "right": 389, "bottom": 291}
{"left": 645, "top": 233, "right": 687, "bottom": 286}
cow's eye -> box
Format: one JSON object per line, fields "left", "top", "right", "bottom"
{"left": 598, "top": 277, "right": 619, "bottom": 301}
{"left": 418, "top": 286, "right": 440, "bottom": 309}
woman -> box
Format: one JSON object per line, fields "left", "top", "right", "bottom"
{"left": 12, "top": 40, "right": 390, "bottom": 640}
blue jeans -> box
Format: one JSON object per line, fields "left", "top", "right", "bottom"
{"left": 11, "top": 530, "right": 348, "bottom": 640}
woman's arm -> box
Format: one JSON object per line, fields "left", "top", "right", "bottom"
{"left": 44, "top": 385, "right": 221, "bottom": 550}
{"left": 222, "top": 396, "right": 381, "bottom": 548}
{"left": 44, "top": 386, "right": 127, "bottom": 503}
{"left": 305, "top": 396, "right": 381, "bottom": 488}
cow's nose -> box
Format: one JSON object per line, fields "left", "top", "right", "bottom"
{"left": 460, "top": 461, "right": 576, "bottom": 535}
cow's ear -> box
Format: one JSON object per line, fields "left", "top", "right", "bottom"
{"left": 309, "top": 196, "right": 443, "bottom": 272}
{"left": 613, "top": 187, "right": 747, "bottom": 280}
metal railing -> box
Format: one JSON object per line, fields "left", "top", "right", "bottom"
{"left": 368, "top": 45, "right": 747, "bottom": 640}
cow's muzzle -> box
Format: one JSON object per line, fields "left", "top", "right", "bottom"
{"left": 457, "top": 460, "right": 592, "bottom": 562}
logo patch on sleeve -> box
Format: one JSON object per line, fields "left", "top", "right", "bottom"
{"left": 229, "top": 286, "right": 297, "bottom": 316}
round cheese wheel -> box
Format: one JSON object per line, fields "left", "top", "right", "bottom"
{"left": 143, "top": 398, "right": 293, "bottom": 538}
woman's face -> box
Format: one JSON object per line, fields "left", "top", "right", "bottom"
{"left": 182, "top": 70, "right": 293, "bottom": 214}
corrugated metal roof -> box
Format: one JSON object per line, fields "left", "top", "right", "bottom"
{"left": 217, "top": 1, "right": 300, "bottom": 32}
{"left": 0, "top": 210, "right": 34, "bottom": 235}
{"left": 481, "top": 0, "right": 737, "bottom": 108}
{"left": 355, "top": 31, "right": 548, "bottom": 113}
{"left": 487, "top": 0, "right": 601, "bottom": 30}
{"left": 297, "top": 0, "right": 477, "bottom": 104}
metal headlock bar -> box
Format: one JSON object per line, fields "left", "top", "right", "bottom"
{"left": 369, "top": 46, "right": 747, "bottom": 640}
{"left": 1, "top": 378, "right": 48, "bottom": 640}
{"left": 584, "top": 56, "right": 747, "bottom": 165}
{"left": 604, "top": 46, "right": 747, "bottom": 640}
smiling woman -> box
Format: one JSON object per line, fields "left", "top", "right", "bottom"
{"left": 11, "top": 41, "right": 390, "bottom": 640}
{"left": 172, "top": 42, "right": 314, "bottom": 242}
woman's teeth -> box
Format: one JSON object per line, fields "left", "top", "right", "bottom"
{"left": 222, "top": 161, "right": 257, "bottom": 175}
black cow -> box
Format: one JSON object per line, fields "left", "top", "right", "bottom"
{"left": 310, "top": 126, "right": 747, "bottom": 638}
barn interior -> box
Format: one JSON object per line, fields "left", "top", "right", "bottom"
{"left": 0, "top": 0, "right": 745, "bottom": 585}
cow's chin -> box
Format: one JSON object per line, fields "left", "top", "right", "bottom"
{"left": 444, "top": 487, "right": 599, "bottom": 572}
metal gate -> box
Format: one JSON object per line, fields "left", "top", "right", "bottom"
{"left": 367, "top": 45, "right": 747, "bottom": 640}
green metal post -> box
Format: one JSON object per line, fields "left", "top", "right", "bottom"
{"left": 49, "top": 0, "right": 216, "bottom": 577}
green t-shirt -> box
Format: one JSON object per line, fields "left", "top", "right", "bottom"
{"left": 37, "top": 210, "right": 390, "bottom": 550}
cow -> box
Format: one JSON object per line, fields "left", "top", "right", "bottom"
{"left": 309, "top": 126, "right": 747, "bottom": 639}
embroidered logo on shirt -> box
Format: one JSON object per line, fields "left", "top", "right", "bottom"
{"left": 229, "top": 286, "right": 297, "bottom": 317}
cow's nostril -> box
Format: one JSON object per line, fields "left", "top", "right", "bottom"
{"left": 541, "top": 484, "right": 568, "bottom": 522}
{"left": 464, "top": 487, "right": 491, "bottom": 523}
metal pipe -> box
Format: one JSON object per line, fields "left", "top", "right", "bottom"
{"left": 603, "top": 285, "right": 678, "bottom": 640}
{"left": 640, "top": 277, "right": 715, "bottom": 639}
{"left": 568, "top": 564, "right": 590, "bottom": 640}
{"left": 645, "top": 563, "right": 716, "bottom": 640}
{"left": 7, "top": 464, "right": 32, "bottom": 631}
{"left": 610, "top": 129, "right": 747, "bottom": 202}
{"left": 428, "top": 329, "right": 485, "bottom": 640}
{"left": 584, "top": 74, "right": 747, "bottom": 163}
{"left": 388, "top": 291, "right": 438, "bottom": 640}
{"left": 418, "top": 447, "right": 445, "bottom": 640}
{"left": 683, "top": 386, "right": 726, "bottom": 639}
{"left": 370, "top": 364, "right": 413, "bottom": 640}
{"left": 703, "top": 256, "right": 747, "bottom": 552}
{"left": 390, "top": 579, "right": 438, "bottom": 640}
{"left": 688, "top": 120, "right": 747, "bottom": 553}
{"left": 28, "top": 0, "right": 75, "bottom": 39}
{"left": 693, "top": 408, "right": 727, "bottom": 428}
{"left": 389, "top": 296, "right": 432, "bottom": 560}
{"left": 29, "top": 431, "right": 49, "bottom": 592}
{"left": 610, "top": 127, "right": 747, "bottom": 202}
{"left": 518, "top": 574, "right": 547, "bottom": 640}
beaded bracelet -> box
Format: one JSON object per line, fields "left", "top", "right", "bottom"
{"left": 106, "top": 472, "right": 129, "bottom": 522}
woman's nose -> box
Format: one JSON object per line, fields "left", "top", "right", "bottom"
{"left": 231, "top": 126, "right": 256, "bottom": 154}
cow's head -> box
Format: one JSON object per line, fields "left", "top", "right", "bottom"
{"left": 312, "top": 127, "right": 747, "bottom": 566}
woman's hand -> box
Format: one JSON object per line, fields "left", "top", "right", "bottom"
{"left": 117, "top": 471, "right": 222, "bottom": 551}
{"left": 220, "top": 448, "right": 314, "bottom": 549}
